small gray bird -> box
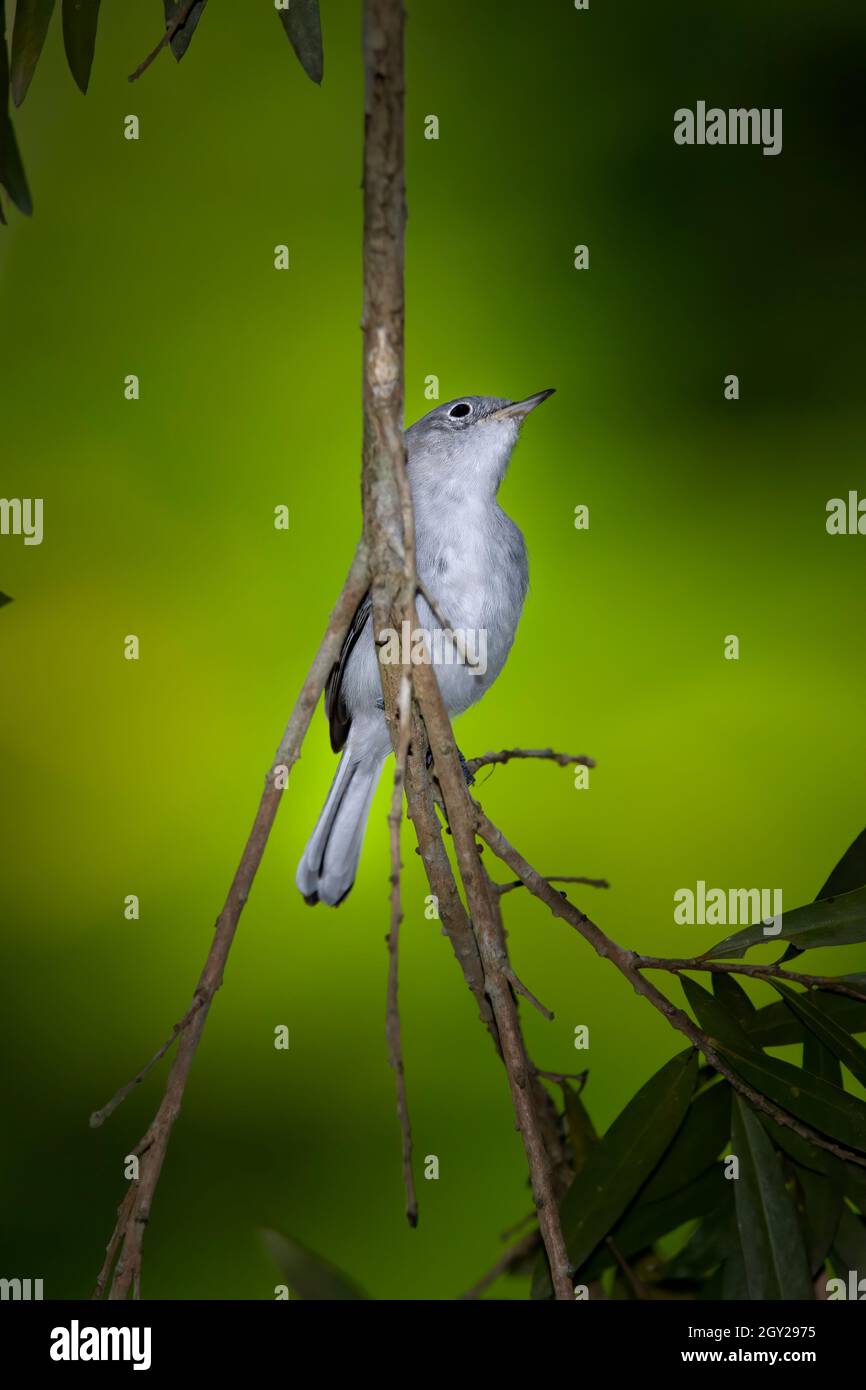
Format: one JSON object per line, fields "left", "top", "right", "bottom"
{"left": 296, "top": 388, "right": 554, "bottom": 905}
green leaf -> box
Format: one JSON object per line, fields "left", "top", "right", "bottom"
{"left": 10, "top": 0, "right": 55, "bottom": 105}
{"left": 706, "top": 884, "right": 866, "bottom": 959}
{"left": 277, "top": 0, "right": 323, "bottom": 85}
{"left": 639, "top": 1080, "right": 731, "bottom": 1204}
{"left": 62, "top": 0, "right": 99, "bottom": 94}
{"left": 260, "top": 1229, "right": 369, "bottom": 1300}
{"left": 712, "top": 972, "right": 755, "bottom": 1023}
{"left": 581, "top": 1165, "right": 730, "bottom": 1280}
{"left": 0, "top": 18, "right": 32, "bottom": 217}
{"left": 770, "top": 980, "right": 866, "bottom": 1090}
{"left": 559, "top": 1080, "right": 597, "bottom": 1175}
{"left": 746, "top": 992, "right": 866, "bottom": 1048}
{"left": 795, "top": 1165, "right": 842, "bottom": 1274}
{"left": 684, "top": 977, "right": 866, "bottom": 1154}
{"left": 531, "top": 1049, "right": 698, "bottom": 1297}
{"left": 731, "top": 1094, "right": 813, "bottom": 1299}
{"left": 163, "top": 1, "right": 207, "bottom": 63}
{"left": 818, "top": 828, "right": 866, "bottom": 900}
{"left": 803, "top": 1028, "right": 842, "bottom": 1087}
{"left": 664, "top": 1207, "right": 739, "bottom": 1280}
{"left": 830, "top": 1205, "right": 866, "bottom": 1284}
{"left": 0, "top": 592, "right": 12, "bottom": 606}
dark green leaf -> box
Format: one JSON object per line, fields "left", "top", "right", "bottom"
{"left": 531, "top": 1050, "right": 698, "bottom": 1297}
{"left": 581, "top": 1165, "right": 730, "bottom": 1280}
{"left": 559, "top": 1080, "right": 596, "bottom": 1175}
{"left": 841, "top": 1161, "right": 866, "bottom": 1212}
{"left": 0, "top": 14, "right": 32, "bottom": 219}
{"left": 684, "top": 977, "right": 866, "bottom": 1154}
{"left": 260, "top": 1229, "right": 369, "bottom": 1300}
{"left": 664, "top": 1207, "right": 739, "bottom": 1280}
{"left": 706, "top": 884, "right": 866, "bottom": 959}
{"left": 795, "top": 1165, "right": 842, "bottom": 1274}
{"left": 830, "top": 1205, "right": 866, "bottom": 1284}
{"left": 0, "top": 591, "right": 12, "bottom": 605}
{"left": 639, "top": 1080, "right": 731, "bottom": 1204}
{"left": 759, "top": 1112, "right": 839, "bottom": 1180}
{"left": 682, "top": 975, "right": 755, "bottom": 1053}
{"left": 277, "top": 0, "right": 322, "bottom": 85}
{"left": 0, "top": 118, "right": 32, "bottom": 213}
{"left": 712, "top": 971, "right": 755, "bottom": 1023}
{"left": 62, "top": 0, "right": 99, "bottom": 94}
{"left": 163, "top": 1, "right": 207, "bottom": 63}
{"left": 10, "top": 0, "right": 55, "bottom": 105}
{"left": 731, "top": 1094, "right": 813, "bottom": 1299}
{"left": 818, "top": 828, "right": 866, "bottom": 900}
{"left": 770, "top": 980, "right": 866, "bottom": 1090}
{"left": 803, "top": 1027, "right": 842, "bottom": 1087}
{"left": 746, "top": 992, "right": 866, "bottom": 1048}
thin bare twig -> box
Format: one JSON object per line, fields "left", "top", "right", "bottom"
{"left": 128, "top": 0, "right": 201, "bottom": 83}
{"left": 89, "top": 995, "right": 206, "bottom": 1129}
{"left": 476, "top": 810, "right": 866, "bottom": 1171}
{"left": 535, "top": 1068, "right": 589, "bottom": 1088}
{"left": 466, "top": 747, "right": 596, "bottom": 774}
{"left": 385, "top": 674, "right": 418, "bottom": 1227}
{"left": 496, "top": 875, "right": 609, "bottom": 896}
{"left": 459, "top": 1228, "right": 542, "bottom": 1301}
{"left": 91, "top": 547, "right": 370, "bottom": 1298}
{"left": 505, "top": 967, "right": 554, "bottom": 1021}
{"left": 634, "top": 955, "right": 866, "bottom": 1005}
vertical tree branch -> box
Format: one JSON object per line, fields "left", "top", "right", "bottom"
{"left": 386, "top": 672, "right": 418, "bottom": 1226}
{"left": 91, "top": 547, "right": 369, "bottom": 1298}
{"left": 359, "top": 0, "right": 573, "bottom": 1299}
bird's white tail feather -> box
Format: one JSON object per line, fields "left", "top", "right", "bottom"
{"left": 295, "top": 743, "right": 385, "bottom": 906}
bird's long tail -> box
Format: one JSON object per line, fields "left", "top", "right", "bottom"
{"left": 295, "top": 739, "right": 385, "bottom": 906}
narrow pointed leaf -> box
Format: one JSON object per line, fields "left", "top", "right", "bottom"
{"left": 277, "top": 0, "right": 323, "bottom": 85}
{"left": 706, "top": 884, "right": 866, "bottom": 959}
{"left": 0, "top": 591, "right": 12, "bottom": 605}
{"left": 260, "top": 1229, "right": 369, "bottom": 1300}
{"left": 10, "top": 0, "right": 55, "bottom": 105}
{"left": 0, "top": 123, "right": 31, "bottom": 212}
{"left": 795, "top": 1165, "right": 842, "bottom": 1274}
{"left": 665, "top": 1208, "right": 740, "bottom": 1280}
{"left": 746, "top": 992, "right": 866, "bottom": 1048}
{"left": 684, "top": 977, "right": 866, "bottom": 1153}
{"left": 163, "top": 0, "right": 207, "bottom": 62}
{"left": 803, "top": 1028, "right": 842, "bottom": 1087}
{"left": 559, "top": 1080, "right": 596, "bottom": 1175}
{"left": 640, "top": 1079, "right": 731, "bottom": 1204}
{"left": 770, "top": 980, "right": 866, "bottom": 1089}
{"left": 712, "top": 971, "right": 755, "bottom": 1023}
{"left": 731, "top": 1094, "right": 813, "bottom": 1299}
{"left": 0, "top": 18, "right": 33, "bottom": 218}
{"left": 531, "top": 1050, "right": 698, "bottom": 1297}
{"left": 62, "top": 0, "right": 99, "bottom": 94}
{"left": 581, "top": 1165, "right": 730, "bottom": 1280}
{"left": 817, "top": 828, "right": 866, "bottom": 900}
{"left": 830, "top": 1205, "right": 866, "bottom": 1283}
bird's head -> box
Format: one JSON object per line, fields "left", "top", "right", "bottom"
{"left": 406, "top": 389, "right": 555, "bottom": 498}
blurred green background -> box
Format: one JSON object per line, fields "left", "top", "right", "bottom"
{"left": 1, "top": 0, "right": 864, "bottom": 1299}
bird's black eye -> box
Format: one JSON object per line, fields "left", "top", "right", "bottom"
{"left": 449, "top": 402, "right": 471, "bottom": 419}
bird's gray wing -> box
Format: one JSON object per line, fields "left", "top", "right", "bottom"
{"left": 325, "top": 590, "right": 372, "bottom": 752}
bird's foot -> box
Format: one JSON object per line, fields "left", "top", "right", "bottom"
{"left": 424, "top": 744, "right": 475, "bottom": 787}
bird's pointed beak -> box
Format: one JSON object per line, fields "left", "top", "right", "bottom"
{"left": 490, "top": 388, "right": 556, "bottom": 422}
